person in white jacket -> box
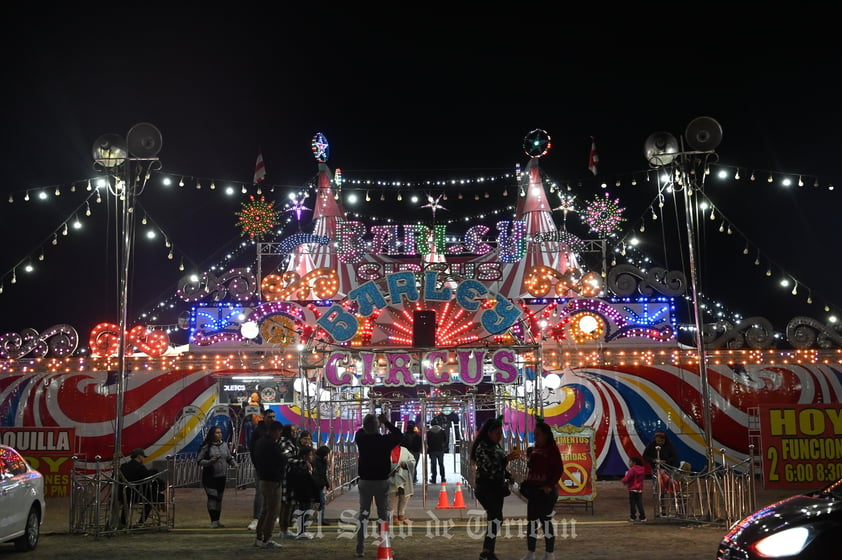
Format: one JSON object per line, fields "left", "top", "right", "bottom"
{"left": 388, "top": 443, "right": 416, "bottom": 524}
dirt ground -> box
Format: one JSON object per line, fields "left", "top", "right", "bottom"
{"left": 2, "top": 480, "right": 792, "bottom": 560}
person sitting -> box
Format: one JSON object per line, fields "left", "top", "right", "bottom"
{"left": 120, "top": 448, "right": 164, "bottom": 525}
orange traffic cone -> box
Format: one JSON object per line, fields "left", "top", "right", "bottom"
{"left": 451, "top": 481, "right": 467, "bottom": 509}
{"left": 436, "top": 481, "right": 451, "bottom": 509}
{"left": 376, "top": 520, "right": 394, "bottom": 560}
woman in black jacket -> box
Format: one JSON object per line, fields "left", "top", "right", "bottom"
{"left": 470, "top": 416, "right": 520, "bottom": 560}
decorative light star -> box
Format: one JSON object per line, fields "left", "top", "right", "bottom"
{"left": 582, "top": 192, "right": 626, "bottom": 238}
{"left": 285, "top": 195, "right": 312, "bottom": 228}
{"left": 235, "top": 196, "right": 279, "bottom": 240}
{"left": 311, "top": 132, "right": 330, "bottom": 163}
{"left": 420, "top": 194, "right": 448, "bottom": 221}
{"left": 553, "top": 194, "right": 577, "bottom": 215}
{"left": 523, "top": 128, "right": 552, "bottom": 158}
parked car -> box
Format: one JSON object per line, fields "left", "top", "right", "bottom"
{"left": 0, "top": 445, "right": 45, "bottom": 551}
{"left": 716, "top": 476, "right": 842, "bottom": 559}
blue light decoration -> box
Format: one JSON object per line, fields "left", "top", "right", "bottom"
{"left": 311, "top": 132, "right": 329, "bottom": 163}
{"left": 190, "top": 303, "right": 251, "bottom": 345}
{"left": 277, "top": 233, "right": 329, "bottom": 254}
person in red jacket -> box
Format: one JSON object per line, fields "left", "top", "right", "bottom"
{"left": 521, "top": 419, "right": 563, "bottom": 560}
{"left": 621, "top": 456, "right": 647, "bottom": 522}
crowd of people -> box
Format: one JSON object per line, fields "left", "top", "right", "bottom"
{"left": 164, "top": 405, "right": 683, "bottom": 558}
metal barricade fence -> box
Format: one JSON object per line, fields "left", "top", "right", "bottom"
{"left": 69, "top": 456, "right": 173, "bottom": 537}
{"left": 652, "top": 448, "right": 757, "bottom": 526}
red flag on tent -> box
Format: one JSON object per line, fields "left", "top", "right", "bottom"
{"left": 588, "top": 137, "right": 599, "bottom": 176}
{"left": 253, "top": 150, "right": 266, "bottom": 184}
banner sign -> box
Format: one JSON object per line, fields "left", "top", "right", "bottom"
{"left": 759, "top": 404, "right": 842, "bottom": 488}
{"left": 553, "top": 424, "right": 597, "bottom": 501}
{"left": 0, "top": 427, "right": 75, "bottom": 497}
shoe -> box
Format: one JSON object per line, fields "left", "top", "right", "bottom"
{"left": 541, "top": 553, "right": 555, "bottom": 560}
{"left": 355, "top": 551, "right": 364, "bottom": 557}
{"left": 628, "top": 517, "right": 636, "bottom": 522}
{"left": 254, "top": 538, "right": 266, "bottom": 548}
{"left": 211, "top": 521, "right": 225, "bottom": 528}
{"left": 248, "top": 518, "right": 258, "bottom": 531}
{"left": 521, "top": 553, "right": 536, "bottom": 560}
{"left": 639, "top": 517, "right": 647, "bottom": 522}
{"left": 442, "top": 478, "right": 446, "bottom": 482}
{"left": 430, "top": 478, "right": 436, "bottom": 484}
{"left": 263, "top": 540, "right": 283, "bottom": 548}
{"left": 286, "top": 530, "right": 298, "bottom": 538}
{"left": 296, "top": 531, "right": 315, "bottom": 540}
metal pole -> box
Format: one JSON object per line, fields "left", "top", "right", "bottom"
{"left": 681, "top": 156, "right": 715, "bottom": 472}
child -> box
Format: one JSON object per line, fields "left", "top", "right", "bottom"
{"left": 289, "top": 445, "right": 319, "bottom": 539}
{"left": 621, "top": 456, "right": 647, "bottom": 522}
{"left": 313, "top": 445, "right": 331, "bottom": 525}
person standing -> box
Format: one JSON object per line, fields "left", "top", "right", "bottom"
{"left": 278, "top": 423, "right": 304, "bottom": 538}
{"left": 642, "top": 431, "right": 678, "bottom": 470}
{"left": 247, "top": 408, "right": 276, "bottom": 531}
{"left": 119, "top": 448, "right": 164, "bottom": 526}
{"left": 520, "top": 419, "right": 563, "bottom": 560}
{"left": 470, "top": 416, "right": 519, "bottom": 560}
{"left": 426, "top": 418, "right": 448, "bottom": 483}
{"left": 252, "top": 420, "right": 285, "bottom": 549}
{"left": 313, "top": 445, "right": 332, "bottom": 525}
{"left": 388, "top": 443, "right": 416, "bottom": 524}
{"left": 621, "top": 456, "right": 647, "bottom": 523}
{"left": 354, "top": 412, "right": 404, "bottom": 558}
{"left": 402, "top": 421, "right": 422, "bottom": 483}
{"left": 196, "top": 426, "right": 237, "bottom": 528}
{"left": 643, "top": 430, "right": 678, "bottom": 515}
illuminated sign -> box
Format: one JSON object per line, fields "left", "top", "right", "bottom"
{"left": 759, "top": 404, "right": 842, "bottom": 488}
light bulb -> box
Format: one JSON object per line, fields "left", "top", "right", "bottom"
{"left": 798, "top": 175, "right": 804, "bottom": 187}
{"left": 734, "top": 169, "right": 740, "bottom": 180}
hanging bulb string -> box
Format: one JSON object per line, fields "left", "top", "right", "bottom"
{"left": 0, "top": 189, "right": 102, "bottom": 291}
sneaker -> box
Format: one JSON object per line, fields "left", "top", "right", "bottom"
{"left": 639, "top": 517, "right": 647, "bottom": 522}
{"left": 211, "top": 521, "right": 225, "bottom": 528}
{"left": 540, "top": 554, "right": 555, "bottom": 560}
{"left": 521, "top": 553, "right": 536, "bottom": 560}
{"left": 253, "top": 538, "right": 266, "bottom": 548}
{"left": 355, "top": 551, "right": 364, "bottom": 557}
{"left": 263, "top": 540, "right": 283, "bottom": 548}
{"left": 285, "top": 530, "right": 298, "bottom": 538}
{"left": 628, "top": 517, "right": 636, "bottom": 522}
{"left": 296, "top": 531, "right": 315, "bottom": 540}
{"left": 248, "top": 519, "right": 258, "bottom": 531}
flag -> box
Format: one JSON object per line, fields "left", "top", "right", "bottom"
{"left": 588, "top": 137, "right": 599, "bottom": 176}
{"left": 253, "top": 150, "right": 266, "bottom": 184}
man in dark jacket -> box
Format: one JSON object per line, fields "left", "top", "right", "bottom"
{"left": 354, "top": 413, "right": 403, "bottom": 557}
{"left": 642, "top": 431, "right": 678, "bottom": 469}
{"left": 252, "top": 420, "right": 285, "bottom": 548}
{"left": 426, "top": 418, "right": 448, "bottom": 483}
{"left": 402, "top": 421, "right": 422, "bottom": 483}
{"left": 248, "top": 408, "right": 276, "bottom": 531}
{"left": 120, "top": 448, "right": 164, "bottom": 525}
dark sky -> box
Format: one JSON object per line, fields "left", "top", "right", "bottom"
{"left": 2, "top": 17, "right": 841, "bottom": 345}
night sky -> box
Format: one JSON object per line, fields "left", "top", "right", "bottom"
{"left": 2, "top": 18, "right": 841, "bottom": 346}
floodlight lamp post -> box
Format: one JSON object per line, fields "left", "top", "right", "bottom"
{"left": 643, "top": 117, "right": 723, "bottom": 473}
{"left": 91, "top": 124, "right": 162, "bottom": 524}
